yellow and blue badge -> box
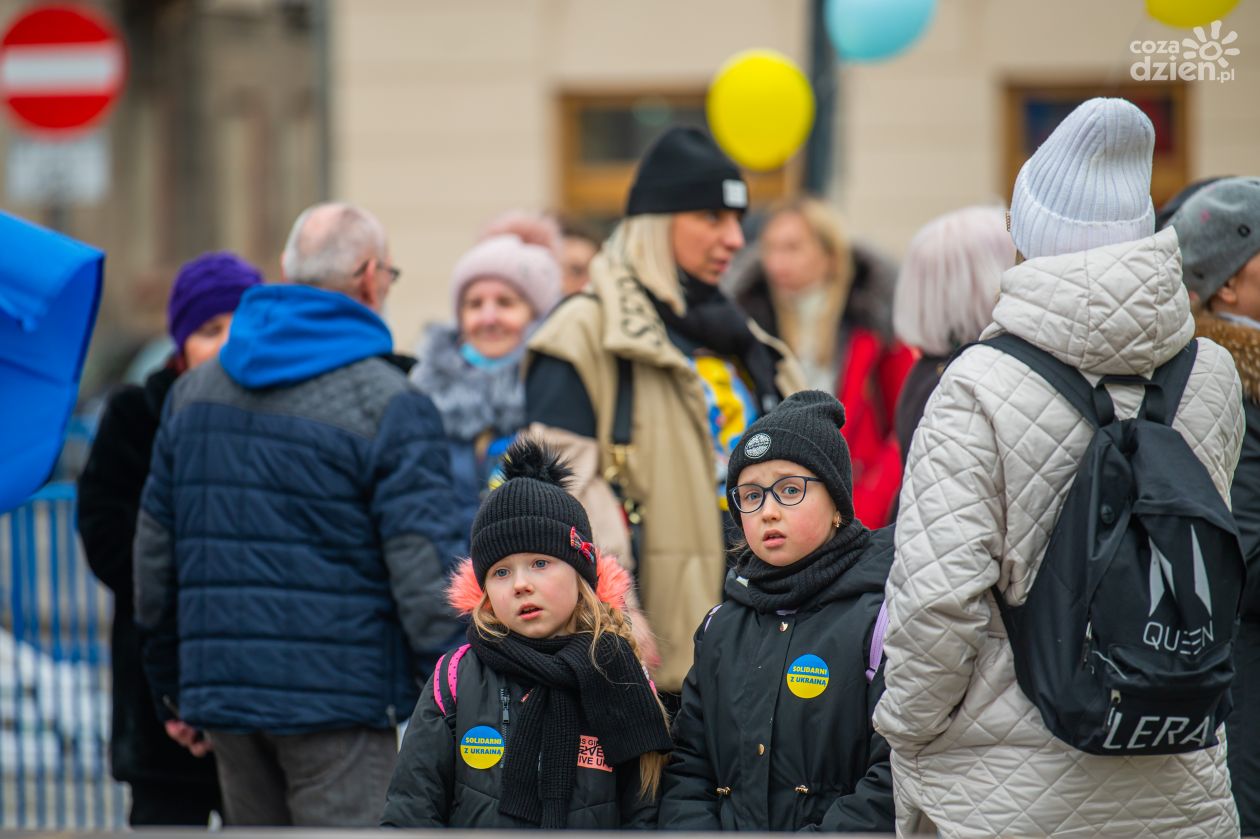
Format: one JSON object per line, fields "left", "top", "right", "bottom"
{"left": 785, "top": 654, "right": 829, "bottom": 699}
{"left": 459, "top": 725, "right": 505, "bottom": 769}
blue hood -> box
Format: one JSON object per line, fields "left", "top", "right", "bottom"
{"left": 220, "top": 285, "right": 394, "bottom": 389}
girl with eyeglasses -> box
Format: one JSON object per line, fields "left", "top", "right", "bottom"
{"left": 658, "top": 390, "right": 895, "bottom": 832}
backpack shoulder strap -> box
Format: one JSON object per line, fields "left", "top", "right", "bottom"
{"left": 433, "top": 643, "right": 470, "bottom": 726}
{"left": 979, "top": 334, "right": 1102, "bottom": 426}
{"left": 865, "top": 601, "right": 890, "bottom": 684}
{"left": 613, "top": 356, "right": 634, "bottom": 446}
{"left": 1143, "top": 339, "right": 1199, "bottom": 425}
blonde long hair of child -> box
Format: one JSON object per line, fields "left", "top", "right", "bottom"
{"left": 447, "top": 440, "right": 671, "bottom": 802}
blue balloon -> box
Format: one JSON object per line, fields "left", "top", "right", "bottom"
{"left": 0, "top": 211, "right": 103, "bottom": 513}
{"left": 825, "top": 0, "right": 937, "bottom": 63}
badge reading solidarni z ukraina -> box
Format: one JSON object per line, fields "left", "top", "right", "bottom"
{"left": 460, "top": 725, "right": 504, "bottom": 769}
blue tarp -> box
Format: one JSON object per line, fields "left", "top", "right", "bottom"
{"left": 0, "top": 211, "right": 103, "bottom": 514}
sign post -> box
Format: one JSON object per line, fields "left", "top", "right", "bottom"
{"left": 0, "top": 5, "right": 127, "bottom": 221}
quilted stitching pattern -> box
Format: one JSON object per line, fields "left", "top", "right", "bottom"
{"left": 874, "top": 232, "right": 1245, "bottom": 837}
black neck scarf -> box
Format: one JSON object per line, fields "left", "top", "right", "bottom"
{"left": 651, "top": 271, "right": 783, "bottom": 411}
{"left": 725, "top": 518, "right": 872, "bottom": 613}
{"left": 467, "top": 628, "right": 672, "bottom": 828}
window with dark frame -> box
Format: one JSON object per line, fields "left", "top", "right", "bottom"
{"left": 558, "top": 91, "right": 800, "bottom": 233}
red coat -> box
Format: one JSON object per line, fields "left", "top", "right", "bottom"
{"left": 833, "top": 327, "right": 916, "bottom": 527}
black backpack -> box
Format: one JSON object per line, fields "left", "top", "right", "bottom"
{"left": 979, "top": 334, "right": 1245, "bottom": 756}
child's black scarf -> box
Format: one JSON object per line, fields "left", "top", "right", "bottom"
{"left": 467, "top": 628, "right": 671, "bottom": 828}
{"left": 726, "top": 519, "right": 871, "bottom": 613}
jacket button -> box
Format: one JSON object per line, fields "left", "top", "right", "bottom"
{"left": 779, "top": 621, "right": 789, "bottom": 632}
{"left": 757, "top": 743, "right": 765, "bottom": 755}
{"left": 716, "top": 786, "right": 731, "bottom": 797}
{"left": 795, "top": 785, "right": 809, "bottom": 795}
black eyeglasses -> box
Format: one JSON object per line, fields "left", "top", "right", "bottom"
{"left": 353, "top": 258, "right": 401, "bottom": 284}
{"left": 728, "top": 475, "right": 823, "bottom": 514}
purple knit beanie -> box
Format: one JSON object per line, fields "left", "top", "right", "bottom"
{"left": 167, "top": 251, "right": 264, "bottom": 350}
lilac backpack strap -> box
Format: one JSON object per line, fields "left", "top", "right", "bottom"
{"left": 865, "top": 601, "right": 890, "bottom": 684}
{"left": 433, "top": 643, "right": 471, "bottom": 716}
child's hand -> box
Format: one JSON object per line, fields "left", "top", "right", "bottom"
{"left": 164, "top": 719, "right": 213, "bottom": 758}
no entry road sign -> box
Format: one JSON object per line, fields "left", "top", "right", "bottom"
{"left": 0, "top": 5, "right": 127, "bottom": 134}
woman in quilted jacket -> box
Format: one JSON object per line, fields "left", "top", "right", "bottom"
{"left": 659, "top": 391, "right": 896, "bottom": 832}
{"left": 1170, "top": 176, "right": 1260, "bottom": 835}
{"left": 874, "top": 98, "right": 1243, "bottom": 837}
{"left": 381, "top": 439, "right": 671, "bottom": 829}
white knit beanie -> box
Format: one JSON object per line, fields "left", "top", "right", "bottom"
{"left": 1010, "top": 97, "right": 1156, "bottom": 260}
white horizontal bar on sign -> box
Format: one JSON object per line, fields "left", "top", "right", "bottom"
{"left": 0, "top": 44, "right": 124, "bottom": 95}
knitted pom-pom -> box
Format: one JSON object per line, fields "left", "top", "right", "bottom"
{"left": 481, "top": 210, "right": 561, "bottom": 257}
{"left": 500, "top": 438, "right": 574, "bottom": 489}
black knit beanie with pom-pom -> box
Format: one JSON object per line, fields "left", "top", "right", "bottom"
{"left": 469, "top": 438, "right": 597, "bottom": 590}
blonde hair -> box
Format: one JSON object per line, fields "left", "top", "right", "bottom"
{"left": 597, "top": 214, "right": 685, "bottom": 313}
{"left": 471, "top": 578, "right": 670, "bottom": 800}
{"left": 759, "top": 196, "right": 854, "bottom": 367}
{"left": 762, "top": 196, "right": 852, "bottom": 286}
{"left": 893, "top": 206, "right": 1014, "bottom": 356}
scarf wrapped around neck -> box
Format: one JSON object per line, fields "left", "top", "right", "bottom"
{"left": 467, "top": 628, "right": 672, "bottom": 828}
{"left": 652, "top": 271, "right": 782, "bottom": 411}
{"left": 726, "top": 518, "right": 872, "bottom": 613}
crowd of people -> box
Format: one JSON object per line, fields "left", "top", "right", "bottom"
{"left": 74, "top": 97, "right": 1260, "bottom": 837}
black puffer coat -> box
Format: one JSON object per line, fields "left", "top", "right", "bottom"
{"left": 77, "top": 366, "right": 220, "bottom": 789}
{"left": 381, "top": 647, "right": 658, "bottom": 829}
{"left": 658, "top": 527, "right": 896, "bottom": 832}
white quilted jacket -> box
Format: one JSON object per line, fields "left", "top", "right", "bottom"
{"left": 875, "top": 229, "right": 1245, "bottom": 838}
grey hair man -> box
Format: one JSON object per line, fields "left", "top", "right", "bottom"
{"left": 134, "top": 201, "right": 463, "bottom": 826}
{"left": 281, "top": 201, "right": 400, "bottom": 313}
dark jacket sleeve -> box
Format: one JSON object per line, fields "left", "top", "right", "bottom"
{"left": 808, "top": 655, "right": 896, "bottom": 832}
{"left": 1231, "top": 402, "right": 1260, "bottom": 617}
{"left": 617, "top": 759, "right": 660, "bottom": 829}
{"left": 78, "top": 386, "right": 152, "bottom": 596}
{"left": 133, "top": 399, "right": 181, "bottom": 721}
{"left": 525, "top": 353, "right": 597, "bottom": 438}
{"left": 657, "top": 623, "right": 722, "bottom": 829}
{"left": 371, "top": 389, "right": 467, "bottom": 675}
{"left": 381, "top": 670, "right": 455, "bottom": 827}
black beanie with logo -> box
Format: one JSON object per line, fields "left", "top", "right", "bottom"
{"left": 469, "top": 439, "right": 599, "bottom": 590}
{"left": 625, "top": 126, "right": 749, "bottom": 217}
{"left": 726, "top": 390, "right": 856, "bottom": 525}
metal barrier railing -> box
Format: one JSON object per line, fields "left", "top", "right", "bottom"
{"left": 0, "top": 482, "right": 126, "bottom": 830}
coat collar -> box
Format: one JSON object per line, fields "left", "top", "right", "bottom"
{"left": 1195, "top": 310, "right": 1260, "bottom": 403}
{"left": 987, "top": 227, "right": 1193, "bottom": 376}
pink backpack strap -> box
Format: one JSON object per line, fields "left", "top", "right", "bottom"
{"left": 446, "top": 643, "right": 470, "bottom": 705}
{"left": 432, "top": 652, "right": 450, "bottom": 715}
{"left": 865, "top": 601, "right": 890, "bottom": 684}
{"left": 432, "top": 643, "right": 471, "bottom": 717}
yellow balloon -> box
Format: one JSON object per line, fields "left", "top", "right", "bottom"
{"left": 1146, "top": 0, "right": 1239, "bottom": 28}
{"left": 707, "top": 49, "right": 815, "bottom": 172}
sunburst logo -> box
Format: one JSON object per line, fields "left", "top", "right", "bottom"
{"left": 1181, "top": 20, "right": 1241, "bottom": 69}
{"left": 1131, "top": 20, "right": 1240, "bottom": 84}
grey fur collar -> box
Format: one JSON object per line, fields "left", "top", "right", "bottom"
{"left": 409, "top": 324, "right": 525, "bottom": 440}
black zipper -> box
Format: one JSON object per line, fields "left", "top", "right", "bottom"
{"left": 499, "top": 687, "right": 511, "bottom": 737}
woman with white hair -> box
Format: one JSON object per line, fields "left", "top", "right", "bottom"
{"left": 523, "top": 127, "right": 804, "bottom": 697}
{"left": 891, "top": 205, "right": 1014, "bottom": 461}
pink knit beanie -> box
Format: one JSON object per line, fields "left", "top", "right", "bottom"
{"left": 450, "top": 212, "right": 563, "bottom": 318}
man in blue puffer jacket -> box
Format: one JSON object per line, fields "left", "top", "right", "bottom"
{"left": 133, "top": 202, "right": 465, "bottom": 827}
